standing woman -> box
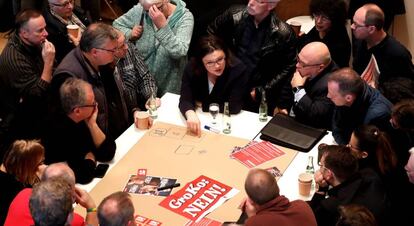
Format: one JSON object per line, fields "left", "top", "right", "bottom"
{"left": 113, "top": 0, "right": 194, "bottom": 96}
{"left": 179, "top": 35, "right": 249, "bottom": 136}
{"left": 0, "top": 140, "right": 46, "bottom": 225}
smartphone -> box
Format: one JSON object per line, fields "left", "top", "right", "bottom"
{"left": 94, "top": 163, "right": 109, "bottom": 178}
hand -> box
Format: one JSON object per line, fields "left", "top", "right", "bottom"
{"left": 68, "top": 30, "right": 81, "bottom": 46}
{"left": 36, "top": 164, "right": 47, "bottom": 179}
{"left": 238, "top": 197, "right": 247, "bottom": 210}
{"left": 314, "top": 169, "right": 328, "bottom": 188}
{"left": 291, "top": 71, "right": 307, "bottom": 88}
{"left": 148, "top": 5, "right": 167, "bottom": 29}
{"left": 85, "top": 152, "right": 96, "bottom": 162}
{"left": 273, "top": 107, "right": 288, "bottom": 116}
{"left": 74, "top": 186, "right": 96, "bottom": 209}
{"left": 244, "top": 197, "right": 257, "bottom": 217}
{"left": 85, "top": 104, "right": 99, "bottom": 128}
{"left": 185, "top": 110, "right": 201, "bottom": 137}
{"left": 133, "top": 110, "right": 153, "bottom": 129}
{"left": 250, "top": 88, "right": 256, "bottom": 101}
{"left": 41, "top": 39, "right": 55, "bottom": 65}
{"left": 145, "top": 97, "right": 161, "bottom": 110}
{"left": 130, "top": 25, "right": 143, "bottom": 41}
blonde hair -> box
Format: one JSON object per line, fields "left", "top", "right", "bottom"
{"left": 3, "top": 140, "right": 45, "bottom": 185}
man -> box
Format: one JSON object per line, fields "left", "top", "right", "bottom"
{"left": 239, "top": 168, "right": 317, "bottom": 226}
{"left": 43, "top": 78, "right": 116, "bottom": 184}
{"left": 327, "top": 67, "right": 392, "bottom": 144}
{"left": 5, "top": 163, "right": 98, "bottom": 226}
{"left": 310, "top": 145, "right": 389, "bottom": 226}
{"left": 53, "top": 23, "right": 129, "bottom": 138}
{"left": 0, "top": 9, "right": 55, "bottom": 158}
{"left": 98, "top": 191, "right": 135, "bottom": 226}
{"left": 351, "top": 4, "right": 414, "bottom": 99}
{"left": 44, "top": 0, "right": 90, "bottom": 63}
{"left": 207, "top": 0, "right": 296, "bottom": 115}
{"left": 289, "top": 42, "right": 337, "bottom": 129}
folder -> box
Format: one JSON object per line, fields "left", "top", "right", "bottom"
{"left": 260, "top": 114, "right": 328, "bottom": 152}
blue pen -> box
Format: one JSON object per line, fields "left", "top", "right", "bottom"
{"left": 204, "top": 125, "right": 220, "bottom": 134}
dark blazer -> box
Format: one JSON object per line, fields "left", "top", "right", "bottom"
{"left": 179, "top": 57, "right": 248, "bottom": 115}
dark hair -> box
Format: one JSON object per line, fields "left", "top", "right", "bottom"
{"left": 353, "top": 125, "right": 397, "bottom": 175}
{"left": 80, "top": 23, "right": 118, "bottom": 52}
{"left": 15, "top": 9, "right": 42, "bottom": 34}
{"left": 336, "top": 204, "right": 378, "bottom": 226}
{"left": 365, "top": 5, "right": 384, "bottom": 30}
{"left": 59, "top": 77, "right": 90, "bottom": 114}
{"left": 98, "top": 191, "right": 135, "bottom": 226}
{"left": 324, "top": 145, "right": 359, "bottom": 182}
{"left": 391, "top": 99, "right": 414, "bottom": 131}
{"left": 381, "top": 77, "right": 414, "bottom": 104}
{"left": 30, "top": 178, "right": 73, "bottom": 226}
{"left": 310, "top": 0, "right": 347, "bottom": 26}
{"left": 191, "top": 35, "right": 233, "bottom": 76}
{"left": 244, "top": 169, "right": 279, "bottom": 205}
{"left": 328, "top": 68, "right": 364, "bottom": 96}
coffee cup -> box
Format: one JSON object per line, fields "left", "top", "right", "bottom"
{"left": 298, "top": 172, "right": 313, "bottom": 196}
{"left": 289, "top": 21, "right": 302, "bottom": 36}
{"left": 136, "top": 111, "right": 150, "bottom": 130}
{"left": 67, "top": 24, "right": 80, "bottom": 39}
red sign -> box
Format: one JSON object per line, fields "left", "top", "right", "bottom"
{"left": 159, "top": 175, "right": 238, "bottom": 222}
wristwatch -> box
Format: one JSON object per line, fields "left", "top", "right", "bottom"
{"left": 292, "top": 86, "right": 304, "bottom": 93}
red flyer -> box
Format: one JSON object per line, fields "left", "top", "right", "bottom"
{"left": 231, "top": 141, "right": 285, "bottom": 168}
{"left": 159, "top": 175, "right": 239, "bottom": 223}
{"left": 185, "top": 217, "right": 222, "bottom": 226}
{"left": 134, "top": 214, "right": 162, "bottom": 226}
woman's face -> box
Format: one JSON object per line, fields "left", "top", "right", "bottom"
{"left": 202, "top": 50, "right": 226, "bottom": 77}
{"left": 313, "top": 14, "right": 332, "bottom": 33}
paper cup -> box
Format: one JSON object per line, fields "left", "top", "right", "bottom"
{"left": 298, "top": 172, "right": 313, "bottom": 196}
{"left": 136, "top": 111, "right": 150, "bottom": 130}
{"left": 289, "top": 21, "right": 302, "bottom": 36}
{"left": 67, "top": 24, "right": 80, "bottom": 39}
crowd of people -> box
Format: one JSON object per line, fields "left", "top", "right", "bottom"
{"left": 0, "top": 0, "right": 414, "bottom": 225}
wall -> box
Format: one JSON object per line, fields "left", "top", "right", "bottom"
{"left": 394, "top": 0, "right": 414, "bottom": 62}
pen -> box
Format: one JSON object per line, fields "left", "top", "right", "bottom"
{"left": 157, "top": 183, "right": 180, "bottom": 191}
{"left": 204, "top": 125, "right": 220, "bottom": 134}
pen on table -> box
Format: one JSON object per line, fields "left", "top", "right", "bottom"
{"left": 204, "top": 125, "right": 220, "bottom": 134}
{"left": 157, "top": 183, "right": 181, "bottom": 191}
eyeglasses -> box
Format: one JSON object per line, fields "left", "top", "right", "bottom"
{"left": 205, "top": 57, "right": 226, "bottom": 68}
{"left": 296, "top": 55, "right": 322, "bottom": 68}
{"left": 313, "top": 14, "right": 330, "bottom": 22}
{"left": 50, "top": 0, "right": 74, "bottom": 8}
{"left": 253, "top": 0, "right": 280, "bottom": 4}
{"left": 95, "top": 47, "right": 118, "bottom": 53}
{"left": 352, "top": 22, "right": 369, "bottom": 29}
{"left": 72, "top": 101, "right": 97, "bottom": 112}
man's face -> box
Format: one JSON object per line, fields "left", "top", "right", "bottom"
{"left": 351, "top": 8, "right": 370, "bottom": 40}
{"left": 247, "top": 0, "right": 271, "bottom": 17}
{"left": 78, "top": 85, "right": 96, "bottom": 120}
{"left": 94, "top": 39, "right": 118, "bottom": 65}
{"left": 296, "top": 52, "right": 323, "bottom": 79}
{"left": 327, "top": 81, "right": 350, "bottom": 106}
{"left": 114, "top": 34, "right": 128, "bottom": 59}
{"left": 49, "top": 0, "right": 74, "bottom": 19}
{"left": 20, "top": 16, "right": 48, "bottom": 46}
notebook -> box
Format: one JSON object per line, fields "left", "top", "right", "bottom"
{"left": 260, "top": 114, "right": 328, "bottom": 152}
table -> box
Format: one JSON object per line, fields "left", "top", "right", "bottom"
{"left": 286, "top": 15, "right": 315, "bottom": 34}
{"left": 76, "top": 92, "right": 334, "bottom": 223}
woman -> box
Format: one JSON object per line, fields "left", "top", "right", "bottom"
{"left": 113, "top": 0, "right": 194, "bottom": 96}
{"left": 179, "top": 35, "right": 248, "bottom": 136}
{"left": 0, "top": 140, "right": 46, "bottom": 225}
{"left": 298, "top": 0, "right": 351, "bottom": 68}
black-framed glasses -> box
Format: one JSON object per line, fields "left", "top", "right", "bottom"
{"left": 313, "top": 14, "right": 330, "bottom": 22}
{"left": 95, "top": 47, "right": 118, "bottom": 53}
{"left": 205, "top": 56, "right": 226, "bottom": 68}
{"left": 50, "top": 0, "right": 74, "bottom": 8}
{"left": 352, "top": 22, "right": 369, "bottom": 29}
{"left": 72, "top": 101, "right": 97, "bottom": 112}
{"left": 296, "top": 55, "right": 322, "bottom": 68}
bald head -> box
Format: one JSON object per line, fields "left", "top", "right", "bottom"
{"left": 244, "top": 169, "right": 279, "bottom": 205}
{"left": 356, "top": 4, "right": 385, "bottom": 30}
{"left": 98, "top": 191, "right": 135, "bottom": 226}
{"left": 41, "top": 163, "right": 76, "bottom": 186}
{"left": 300, "top": 42, "right": 331, "bottom": 66}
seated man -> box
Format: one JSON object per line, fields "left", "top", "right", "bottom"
{"left": 42, "top": 78, "right": 116, "bottom": 184}
{"left": 239, "top": 168, "right": 317, "bottom": 226}
{"left": 290, "top": 42, "right": 338, "bottom": 129}
{"left": 327, "top": 68, "right": 392, "bottom": 144}
{"left": 98, "top": 191, "right": 135, "bottom": 226}
{"left": 310, "top": 145, "right": 389, "bottom": 226}
{"left": 5, "top": 163, "right": 98, "bottom": 226}
{"left": 43, "top": 0, "right": 90, "bottom": 63}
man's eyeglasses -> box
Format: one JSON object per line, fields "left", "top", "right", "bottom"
{"left": 253, "top": 0, "right": 280, "bottom": 4}
{"left": 95, "top": 47, "right": 119, "bottom": 53}
{"left": 50, "top": 0, "right": 74, "bottom": 8}
{"left": 296, "top": 55, "right": 322, "bottom": 68}
{"left": 205, "top": 57, "right": 225, "bottom": 68}
{"left": 72, "top": 101, "right": 97, "bottom": 112}
{"left": 352, "top": 22, "right": 369, "bottom": 29}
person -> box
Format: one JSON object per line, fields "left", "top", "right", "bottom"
{"left": 406, "top": 148, "right": 414, "bottom": 184}
{"left": 207, "top": 0, "right": 297, "bottom": 115}
{"left": 0, "top": 140, "right": 46, "bottom": 225}
{"left": 327, "top": 67, "right": 392, "bottom": 144}
{"left": 351, "top": 3, "right": 414, "bottom": 99}
{"left": 43, "top": 78, "right": 116, "bottom": 184}
{"left": 298, "top": 0, "right": 351, "bottom": 68}
{"left": 4, "top": 162, "right": 99, "bottom": 226}
{"left": 113, "top": 0, "right": 194, "bottom": 96}
{"left": 52, "top": 22, "right": 129, "bottom": 138}
{"left": 336, "top": 204, "right": 378, "bottom": 226}
{"left": 0, "top": 9, "right": 55, "bottom": 158}
{"left": 238, "top": 168, "right": 317, "bottom": 226}
{"left": 179, "top": 35, "right": 248, "bottom": 136}
{"left": 310, "top": 145, "right": 389, "bottom": 226}
{"left": 112, "top": 29, "right": 160, "bottom": 127}
{"left": 43, "top": 0, "right": 91, "bottom": 63}
{"left": 289, "top": 41, "right": 337, "bottom": 129}
{"left": 97, "top": 191, "right": 135, "bottom": 226}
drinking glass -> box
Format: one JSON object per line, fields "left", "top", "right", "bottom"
{"left": 209, "top": 103, "right": 219, "bottom": 125}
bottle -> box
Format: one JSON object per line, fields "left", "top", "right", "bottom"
{"left": 148, "top": 91, "right": 158, "bottom": 119}
{"left": 259, "top": 88, "right": 268, "bottom": 122}
{"left": 222, "top": 102, "right": 231, "bottom": 134}
{"left": 306, "top": 156, "right": 315, "bottom": 174}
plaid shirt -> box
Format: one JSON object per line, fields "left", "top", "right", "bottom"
{"left": 115, "top": 42, "right": 157, "bottom": 113}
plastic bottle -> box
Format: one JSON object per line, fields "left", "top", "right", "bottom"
{"left": 306, "top": 156, "right": 315, "bottom": 174}
{"left": 222, "top": 102, "right": 231, "bottom": 134}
